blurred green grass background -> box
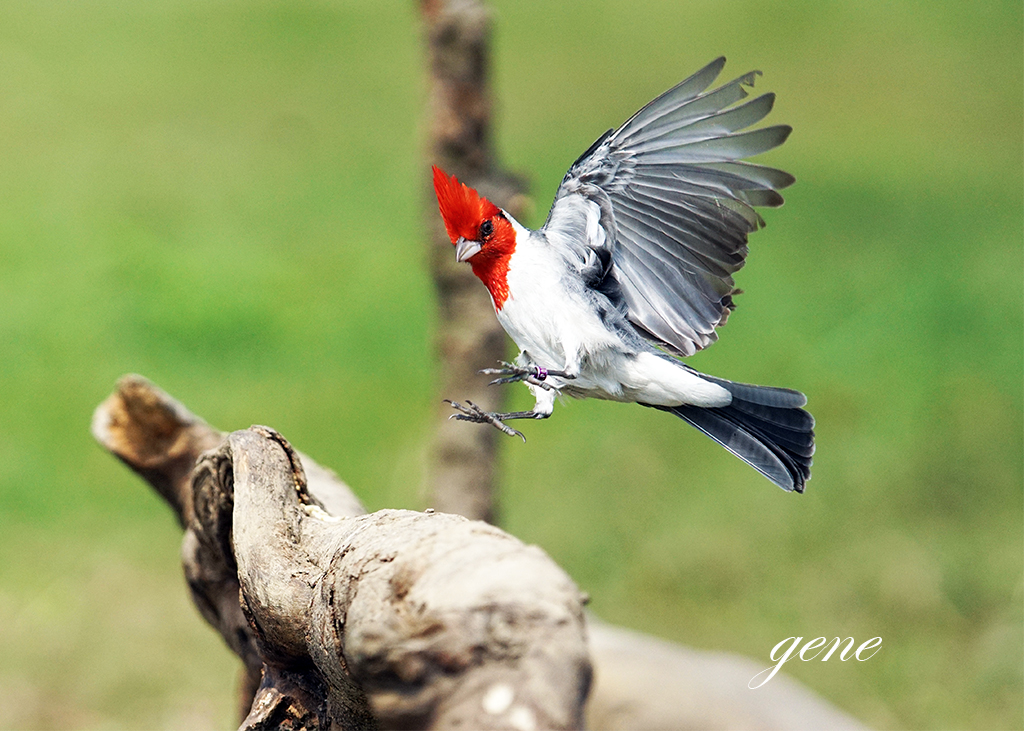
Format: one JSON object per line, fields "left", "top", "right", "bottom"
{"left": 0, "top": 1, "right": 1020, "bottom": 729}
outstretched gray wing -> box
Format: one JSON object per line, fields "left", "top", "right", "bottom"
{"left": 543, "top": 57, "right": 794, "bottom": 357}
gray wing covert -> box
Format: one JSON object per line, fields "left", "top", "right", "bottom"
{"left": 543, "top": 57, "right": 794, "bottom": 357}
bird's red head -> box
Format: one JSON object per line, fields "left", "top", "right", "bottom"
{"left": 432, "top": 166, "right": 516, "bottom": 308}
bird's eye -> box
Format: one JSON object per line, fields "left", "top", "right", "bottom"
{"left": 479, "top": 219, "right": 494, "bottom": 240}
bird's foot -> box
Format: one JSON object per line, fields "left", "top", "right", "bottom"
{"left": 445, "top": 400, "right": 545, "bottom": 441}
{"left": 479, "top": 361, "right": 576, "bottom": 391}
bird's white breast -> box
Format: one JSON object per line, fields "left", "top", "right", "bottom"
{"left": 498, "top": 226, "right": 619, "bottom": 376}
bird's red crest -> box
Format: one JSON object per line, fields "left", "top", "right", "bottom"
{"left": 432, "top": 165, "right": 516, "bottom": 309}
{"left": 432, "top": 166, "right": 501, "bottom": 244}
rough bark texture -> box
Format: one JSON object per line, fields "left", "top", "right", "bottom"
{"left": 92, "top": 375, "right": 365, "bottom": 717}
{"left": 92, "top": 375, "right": 591, "bottom": 731}
{"left": 423, "top": 0, "right": 529, "bottom": 524}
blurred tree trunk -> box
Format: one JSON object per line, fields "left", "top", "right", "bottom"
{"left": 422, "top": 0, "right": 528, "bottom": 524}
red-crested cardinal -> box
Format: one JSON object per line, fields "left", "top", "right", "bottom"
{"left": 432, "top": 57, "right": 814, "bottom": 492}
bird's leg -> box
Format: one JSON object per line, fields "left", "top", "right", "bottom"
{"left": 444, "top": 399, "right": 550, "bottom": 441}
{"left": 479, "top": 361, "right": 576, "bottom": 391}
{"left": 447, "top": 356, "right": 563, "bottom": 440}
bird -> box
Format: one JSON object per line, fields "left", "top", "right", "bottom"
{"left": 431, "top": 57, "right": 814, "bottom": 492}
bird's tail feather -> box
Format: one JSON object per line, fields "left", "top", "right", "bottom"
{"left": 645, "top": 377, "right": 814, "bottom": 492}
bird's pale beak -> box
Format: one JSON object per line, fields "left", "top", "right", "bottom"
{"left": 454, "top": 237, "right": 483, "bottom": 262}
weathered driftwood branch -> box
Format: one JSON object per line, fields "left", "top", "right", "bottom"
{"left": 423, "top": 0, "right": 529, "bottom": 523}
{"left": 93, "top": 376, "right": 865, "bottom": 731}
{"left": 92, "top": 376, "right": 590, "bottom": 730}
{"left": 92, "top": 375, "right": 366, "bottom": 721}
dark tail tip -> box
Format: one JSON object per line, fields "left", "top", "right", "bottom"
{"left": 646, "top": 384, "right": 814, "bottom": 492}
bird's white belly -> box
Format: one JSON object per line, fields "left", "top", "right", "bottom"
{"left": 496, "top": 286, "right": 603, "bottom": 375}
{"left": 495, "top": 240, "right": 730, "bottom": 408}
{"left": 497, "top": 288, "right": 730, "bottom": 408}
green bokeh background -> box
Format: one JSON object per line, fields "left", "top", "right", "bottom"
{"left": 0, "top": 2, "right": 1020, "bottom": 729}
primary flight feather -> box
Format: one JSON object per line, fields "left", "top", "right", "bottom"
{"left": 432, "top": 57, "right": 814, "bottom": 492}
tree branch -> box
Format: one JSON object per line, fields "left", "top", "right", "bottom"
{"left": 92, "top": 376, "right": 591, "bottom": 730}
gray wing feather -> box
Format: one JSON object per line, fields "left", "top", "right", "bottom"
{"left": 544, "top": 57, "right": 794, "bottom": 356}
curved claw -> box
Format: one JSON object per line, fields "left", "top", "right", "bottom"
{"left": 443, "top": 400, "right": 526, "bottom": 441}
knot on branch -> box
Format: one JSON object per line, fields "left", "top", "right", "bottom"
{"left": 191, "top": 443, "right": 236, "bottom": 572}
